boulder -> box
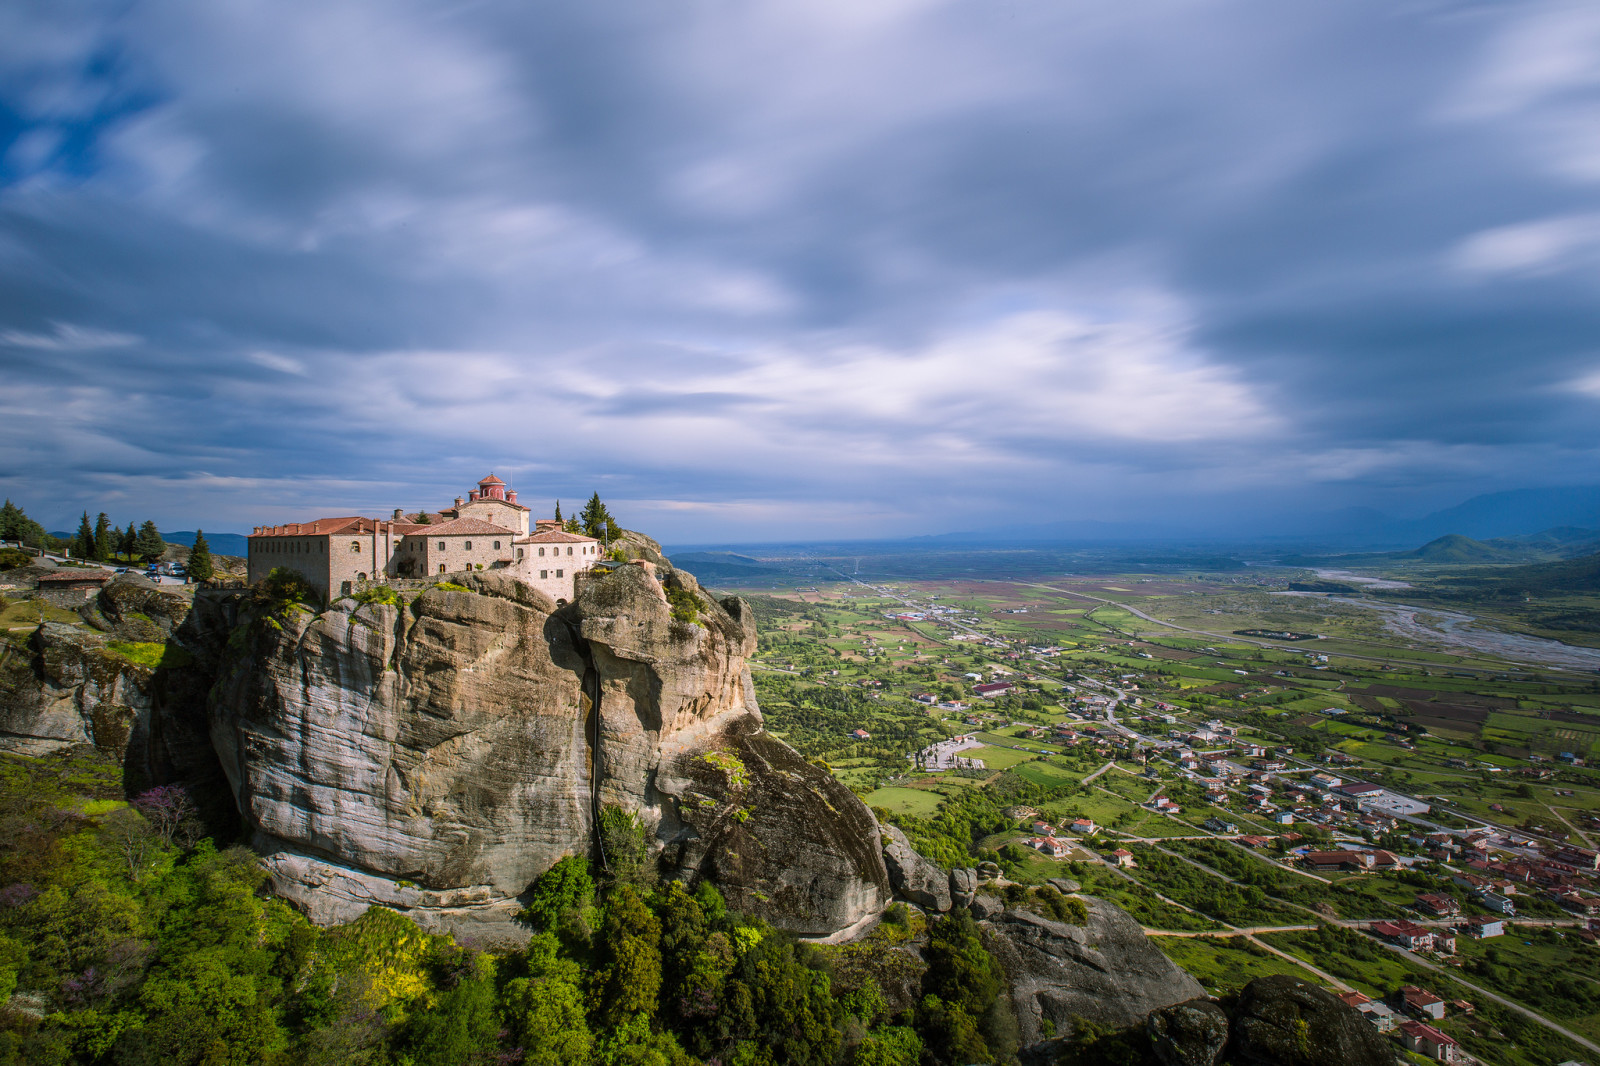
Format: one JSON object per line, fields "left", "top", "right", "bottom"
{"left": 91, "top": 574, "right": 193, "bottom": 640}
{"left": 206, "top": 563, "right": 889, "bottom": 938}
{"left": 980, "top": 898, "right": 1205, "bottom": 1047}
{"left": 969, "top": 893, "right": 1004, "bottom": 920}
{"left": 1047, "top": 877, "right": 1081, "bottom": 895}
{"left": 1229, "top": 976, "right": 1393, "bottom": 1066}
{"left": 950, "top": 867, "right": 978, "bottom": 906}
{"left": 1148, "top": 998, "right": 1230, "bottom": 1066}
{"left": 880, "top": 825, "right": 952, "bottom": 912}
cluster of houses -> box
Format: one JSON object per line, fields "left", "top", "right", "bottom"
{"left": 1022, "top": 816, "right": 1098, "bottom": 858}
{"left": 1337, "top": 986, "right": 1472, "bottom": 1062}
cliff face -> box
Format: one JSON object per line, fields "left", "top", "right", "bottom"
{"left": 207, "top": 565, "right": 889, "bottom": 937}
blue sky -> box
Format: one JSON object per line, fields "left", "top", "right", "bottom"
{"left": 3, "top": 0, "right": 1600, "bottom": 542}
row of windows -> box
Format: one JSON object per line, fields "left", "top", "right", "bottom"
{"left": 539, "top": 569, "right": 564, "bottom": 579}
{"left": 254, "top": 540, "right": 323, "bottom": 554}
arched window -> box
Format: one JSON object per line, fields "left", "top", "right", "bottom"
{"left": 438, "top": 541, "right": 446, "bottom": 551}
{"left": 439, "top": 564, "right": 446, "bottom": 574}
{"left": 358, "top": 572, "right": 367, "bottom": 581}
{"left": 517, "top": 548, "right": 524, "bottom": 559}
{"left": 493, "top": 541, "right": 500, "bottom": 550}
{"left": 464, "top": 541, "right": 473, "bottom": 551}
{"left": 566, "top": 547, "right": 573, "bottom": 556}
{"left": 538, "top": 547, "right": 545, "bottom": 557}
{"left": 350, "top": 541, "right": 361, "bottom": 553}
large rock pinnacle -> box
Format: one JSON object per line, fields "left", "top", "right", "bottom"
{"left": 206, "top": 564, "right": 890, "bottom": 937}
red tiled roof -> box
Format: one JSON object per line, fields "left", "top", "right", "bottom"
{"left": 415, "top": 518, "right": 517, "bottom": 536}
{"left": 1399, "top": 1021, "right": 1456, "bottom": 1046}
{"left": 253, "top": 516, "right": 374, "bottom": 537}
{"left": 477, "top": 473, "right": 505, "bottom": 486}
{"left": 520, "top": 529, "right": 598, "bottom": 543}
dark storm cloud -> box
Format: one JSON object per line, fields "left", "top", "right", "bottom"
{"left": 2, "top": 0, "right": 1600, "bottom": 540}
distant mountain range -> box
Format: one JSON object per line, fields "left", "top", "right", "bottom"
{"left": 164, "top": 531, "right": 250, "bottom": 557}
{"left": 666, "top": 551, "right": 782, "bottom": 583}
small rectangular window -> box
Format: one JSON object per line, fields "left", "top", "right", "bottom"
{"left": 540, "top": 569, "right": 548, "bottom": 579}
{"left": 556, "top": 569, "right": 563, "bottom": 577}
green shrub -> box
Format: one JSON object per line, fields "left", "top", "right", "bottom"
{"left": 254, "top": 567, "right": 319, "bottom": 613}
{"left": 350, "top": 585, "right": 402, "bottom": 607}
{"left": 105, "top": 641, "right": 194, "bottom": 669}
{"left": 665, "top": 584, "right": 700, "bottom": 625}
{"left": 432, "top": 581, "right": 471, "bottom": 593}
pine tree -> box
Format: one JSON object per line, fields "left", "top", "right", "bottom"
{"left": 135, "top": 520, "right": 166, "bottom": 563}
{"left": 0, "top": 500, "right": 21, "bottom": 543}
{"left": 564, "top": 517, "right": 583, "bottom": 534}
{"left": 121, "top": 522, "right": 137, "bottom": 560}
{"left": 186, "top": 530, "right": 214, "bottom": 583}
{"left": 73, "top": 512, "right": 95, "bottom": 560}
{"left": 93, "top": 513, "right": 113, "bottom": 562}
{"left": 580, "top": 493, "right": 613, "bottom": 541}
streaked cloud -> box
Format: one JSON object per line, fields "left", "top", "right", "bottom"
{"left": 2, "top": 0, "right": 1600, "bottom": 541}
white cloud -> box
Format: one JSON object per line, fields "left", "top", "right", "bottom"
{"left": 0, "top": 322, "right": 140, "bottom": 351}
{"left": 1451, "top": 213, "right": 1600, "bottom": 276}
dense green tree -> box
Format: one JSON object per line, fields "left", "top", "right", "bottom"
{"left": 186, "top": 531, "right": 214, "bottom": 583}
{"left": 93, "top": 513, "right": 113, "bottom": 562}
{"left": 121, "top": 522, "right": 137, "bottom": 559}
{"left": 396, "top": 955, "right": 500, "bottom": 1066}
{"left": 72, "top": 512, "right": 95, "bottom": 560}
{"left": 0, "top": 500, "right": 21, "bottom": 543}
{"left": 134, "top": 521, "right": 166, "bottom": 563}
{"left": 520, "top": 855, "right": 595, "bottom": 933}
{"left": 554, "top": 500, "right": 563, "bottom": 522}
{"left": 580, "top": 493, "right": 621, "bottom": 543}
{"left": 591, "top": 884, "right": 663, "bottom": 1027}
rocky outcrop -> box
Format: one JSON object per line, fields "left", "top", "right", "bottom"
{"left": 881, "top": 825, "right": 952, "bottom": 912}
{"left": 81, "top": 573, "right": 193, "bottom": 641}
{"left": 206, "top": 563, "right": 889, "bottom": 937}
{"left": 980, "top": 898, "right": 1205, "bottom": 1046}
{"left": 950, "top": 867, "right": 978, "bottom": 907}
{"left": 609, "top": 529, "right": 668, "bottom": 566}
{"left": 1148, "top": 998, "right": 1230, "bottom": 1066}
{"left": 1229, "top": 976, "right": 1393, "bottom": 1066}
{"left": 0, "top": 624, "right": 147, "bottom": 756}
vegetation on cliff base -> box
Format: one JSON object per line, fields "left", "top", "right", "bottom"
{"left": 0, "top": 748, "right": 1028, "bottom": 1066}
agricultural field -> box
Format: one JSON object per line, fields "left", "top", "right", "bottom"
{"left": 699, "top": 544, "right": 1600, "bottom": 1058}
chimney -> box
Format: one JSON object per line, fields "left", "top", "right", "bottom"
{"left": 393, "top": 509, "right": 403, "bottom": 521}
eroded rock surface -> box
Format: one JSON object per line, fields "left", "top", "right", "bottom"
{"left": 1148, "top": 997, "right": 1230, "bottom": 1066}
{"left": 1229, "top": 976, "right": 1393, "bottom": 1066}
{"left": 208, "top": 563, "right": 889, "bottom": 936}
{"left": 981, "top": 899, "right": 1205, "bottom": 1046}
{"left": 881, "top": 825, "right": 952, "bottom": 912}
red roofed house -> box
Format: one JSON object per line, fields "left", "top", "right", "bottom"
{"left": 973, "top": 681, "right": 1015, "bottom": 699}
{"left": 1399, "top": 1020, "right": 1458, "bottom": 1062}
{"left": 1397, "top": 985, "right": 1446, "bottom": 1021}
{"left": 1414, "top": 893, "right": 1461, "bottom": 917}
{"left": 1108, "top": 848, "right": 1137, "bottom": 868}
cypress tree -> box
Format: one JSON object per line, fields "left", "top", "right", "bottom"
{"left": 121, "top": 522, "right": 137, "bottom": 560}
{"left": 186, "top": 530, "right": 214, "bottom": 583}
{"left": 73, "top": 512, "right": 95, "bottom": 560}
{"left": 135, "top": 520, "right": 166, "bottom": 563}
{"left": 554, "top": 500, "right": 562, "bottom": 522}
{"left": 0, "top": 500, "right": 21, "bottom": 543}
{"left": 93, "top": 513, "right": 113, "bottom": 562}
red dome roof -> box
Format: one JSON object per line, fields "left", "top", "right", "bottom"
{"left": 477, "top": 473, "right": 505, "bottom": 486}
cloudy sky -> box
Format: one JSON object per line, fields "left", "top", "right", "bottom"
{"left": 3, "top": 0, "right": 1600, "bottom": 542}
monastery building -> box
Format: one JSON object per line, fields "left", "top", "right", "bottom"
{"left": 247, "top": 474, "right": 604, "bottom": 603}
